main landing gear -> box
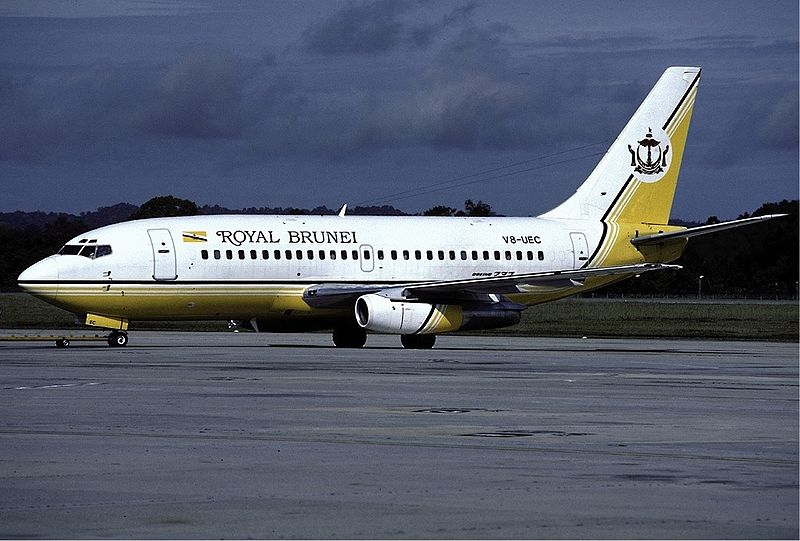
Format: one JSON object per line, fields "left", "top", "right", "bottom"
{"left": 400, "top": 334, "right": 436, "bottom": 349}
{"left": 331, "top": 327, "right": 437, "bottom": 349}
{"left": 107, "top": 330, "right": 129, "bottom": 347}
{"left": 332, "top": 325, "right": 367, "bottom": 348}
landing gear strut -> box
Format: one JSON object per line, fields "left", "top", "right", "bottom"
{"left": 400, "top": 334, "right": 436, "bottom": 349}
{"left": 107, "top": 330, "right": 129, "bottom": 347}
{"left": 332, "top": 325, "right": 367, "bottom": 348}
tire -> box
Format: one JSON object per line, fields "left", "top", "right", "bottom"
{"left": 332, "top": 326, "right": 367, "bottom": 348}
{"left": 56, "top": 339, "right": 69, "bottom": 348}
{"left": 107, "top": 331, "right": 129, "bottom": 347}
{"left": 400, "top": 334, "right": 436, "bottom": 349}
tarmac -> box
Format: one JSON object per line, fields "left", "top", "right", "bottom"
{"left": 0, "top": 331, "right": 797, "bottom": 539}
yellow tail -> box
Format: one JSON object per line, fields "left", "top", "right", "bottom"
{"left": 543, "top": 67, "right": 701, "bottom": 265}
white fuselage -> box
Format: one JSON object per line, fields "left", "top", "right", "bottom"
{"left": 18, "top": 214, "right": 607, "bottom": 323}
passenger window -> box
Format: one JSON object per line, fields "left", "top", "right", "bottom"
{"left": 494, "top": 250, "right": 500, "bottom": 260}
{"left": 516, "top": 251, "right": 523, "bottom": 260}
{"left": 319, "top": 250, "right": 326, "bottom": 260}
{"left": 426, "top": 250, "right": 433, "bottom": 261}
{"left": 471, "top": 250, "right": 478, "bottom": 260}
{"left": 238, "top": 250, "right": 245, "bottom": 260}
{"left": 449, "top": 250, "right": 455, "bottom": 260}
{"left": 391, "top": 250, "right": 397, "bottom": 260}
{"left": 201, "top": 250, "right": 209, "bottom": 260}
{"left": 250, "top": 250, "right": 257, "bottom": 260}
{"left": 307, "top": 250, "right": 314, "bottom": 260}
{"left": 505, "top": 251, "right": 512, "bottom": 260}
{"left": 330, "top": 250, "right": 337, "bottom": 260}
{"left": 538, "top": 251, "right": 545, "bottom": 261}
{"left": 483, "top": 250, "right": 490, "bottom": 260}
{"left": 438, "top": 250, "right": 444, "bottom": 260}
{"left": 341, "top": 250, "right": 347, "bottom": 260}
{"left": 285, "top": 250, "right": 292, "bottom": 260}
{"left": 262, "top": 250, "right": 269, "bottom": 260}
{"left": 214, "top": 250, "right": 221, "bottom": 260}
{"left": 296, "top": 250, "right": 303, "bottom": 260}
{"left": 460, "top": 250, "right": 467, "bottom": 260}
{"left": 377, "top": 250, "right": 384, "bottom": 260}
{"left": 364, "top": 251, "right": 371, "bottom": 260}
{"left": 352, "top": 250, "right": 359, "bottom": 260}
{"left": 225, "top": 250, "right": 233, "bottom": 260}
{"left": 415, "top": 250, "right": 421, "bottom": 260}
{"left": 403, "top": 250, "right": 410, "bottom": 260}
{"left": 274, "top": 250, "right": 281, "bottom": 260}
{"left": 527, "top": 251, "right": 533, "bottom": 261}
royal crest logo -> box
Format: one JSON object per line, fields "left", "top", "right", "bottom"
{"left": 628, "top": 127, "right": 670, "bottom": 182}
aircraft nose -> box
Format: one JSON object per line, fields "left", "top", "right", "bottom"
{"left": 17, "top": 256, "right": 60, "bottom": 291}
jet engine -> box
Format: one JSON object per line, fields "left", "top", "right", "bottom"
{"left": 354, "top": 293, "right": 522, "bottom": 335}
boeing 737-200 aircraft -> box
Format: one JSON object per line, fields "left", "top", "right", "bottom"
{"left": 17, "top": 67, "right": 782, "bottom": 348}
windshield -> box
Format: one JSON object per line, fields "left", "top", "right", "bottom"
{"left": 58, "top": 244, "right": 112, "bottom": 259}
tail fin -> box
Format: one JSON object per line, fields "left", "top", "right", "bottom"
{"left": 542, "top": 67, "right": 701, "bottom": 226}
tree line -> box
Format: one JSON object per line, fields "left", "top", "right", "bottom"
{"left": 1, "top": 196, "right": 796, "bottom": 298}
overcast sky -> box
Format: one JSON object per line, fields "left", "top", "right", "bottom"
{"left": 1, "top": 0, "right": 797, "bottom": 219}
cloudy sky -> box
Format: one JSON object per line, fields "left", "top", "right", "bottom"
{"left": 1, "top": 0, "right": 797, "bottom": 219}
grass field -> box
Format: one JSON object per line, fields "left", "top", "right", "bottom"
{"left": 0, "top": 293, "right": 797, "bottom": 341}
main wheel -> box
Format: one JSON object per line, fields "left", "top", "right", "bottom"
{"left": 400, "top": 334, "right": 436, "bottom": 349}
{"left": 55, "top": 338, "right": 70, "bottom": 348}
{"left": 107, "top": 331, "right": 129, "bottom": 347}
{"left": 332, "top": 326, "right": 367, "bottom": 348}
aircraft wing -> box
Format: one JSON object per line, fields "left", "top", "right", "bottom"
{"left": 303, "top": 263, "right": 679, "bottom": 307}
{"left": 403, "top": 263, "right": 679, "bottom": 297}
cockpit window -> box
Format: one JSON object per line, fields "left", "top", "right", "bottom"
{"left": 58, "top": 244, "right": 112, "bottom": 258}
{"left": 79, "top": 245, "right": 96, "bottom": 258}
{"left": 58, "top": 245, "right": 82, "bottom": 256}
{"left": 95, "top": 245, "right": 112, "bottom": 258}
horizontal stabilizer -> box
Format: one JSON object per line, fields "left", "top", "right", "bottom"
{"left": 631, "top": 214, "right": 787, "bottom": 246}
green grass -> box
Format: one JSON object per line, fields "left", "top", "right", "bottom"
{"left": 483, "top": 299, "right": 798, "bottom": 341}
{"left": 1, "top": 293, "right": 797, "bottom": 341}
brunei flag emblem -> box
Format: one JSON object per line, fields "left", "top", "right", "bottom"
{"left": 181, "top": 231, "right": 207, "bottom": 243}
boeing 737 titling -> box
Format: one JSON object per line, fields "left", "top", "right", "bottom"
{"left": 17, "top": 67, "right": 782, "bottom": 348}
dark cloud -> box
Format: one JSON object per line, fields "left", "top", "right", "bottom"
{"left": 141, "top": 48, "right": 254, "bottom": 139}
{"left": 757, "top": 89, "right": 799, "bottom": 149}
{"left": 696, "top": 81, "right": 798, "bottom": 168}
{"left": 301, "top": 0, "right": 475, "bottom": 55}
{"left": 0, "top": 1, "right": 796, "bottom": 218}
{"left": 0, "top": 62, "right": 151, "bottom": 162}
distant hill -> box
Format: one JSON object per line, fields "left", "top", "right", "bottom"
{"left": 0, "top": 203, "right": 138, "bottom": 231}
{"left": 0, "top": 202, "right": 409, "bottom": 231}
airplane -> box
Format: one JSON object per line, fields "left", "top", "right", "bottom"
{"left": 17, "top": 66, "right": 784, "bottom": 349}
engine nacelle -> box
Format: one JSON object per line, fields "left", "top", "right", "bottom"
{"left": 355, "top": 294, "right": 462, "bottom": 334}
{"left": 354, "top": 293, "right": 522, "bottom": 334}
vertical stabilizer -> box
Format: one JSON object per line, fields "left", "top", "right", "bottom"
{"left": 542, "top": 67, "right": 700, "bottom": 226}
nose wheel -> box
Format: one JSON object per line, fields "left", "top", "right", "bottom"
{"left": 107, "top": 331, "right": 129, "bottom": 347}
